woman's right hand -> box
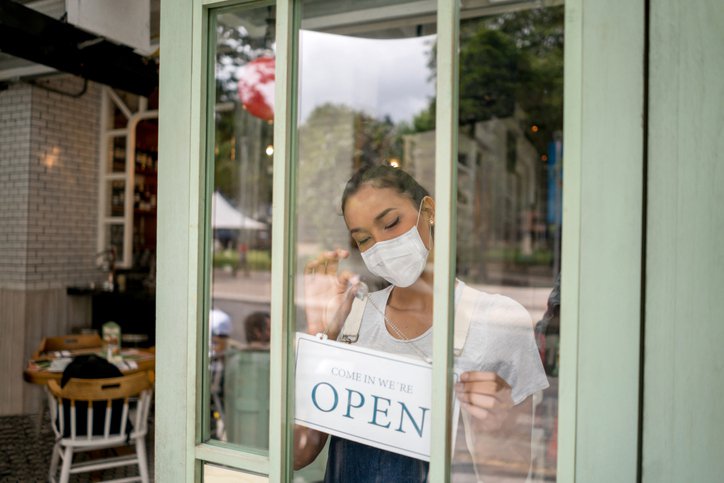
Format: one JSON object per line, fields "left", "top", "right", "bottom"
{"left": 303, "top": 248, "right": 359, "bottom": 338}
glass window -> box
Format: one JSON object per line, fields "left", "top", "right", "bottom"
{"left": 204, "top": 4, "right": 276, "bottom": 452}
{"left": 289, "top": 1, "right": 563, "bottom": 482}
{"left": 453, "top": 4, "right": 563, "bottom": 481}
{"left": 195, "top": 0, "right": 562, "bottom": 478}
{"left": 292, "top": 1, "right": 438, "bottom": 481}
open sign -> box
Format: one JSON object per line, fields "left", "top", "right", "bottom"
{"left": 295, "top": 333, "right": 458, "bottom": 461}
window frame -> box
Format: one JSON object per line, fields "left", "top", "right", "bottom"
{"left": 156, "top": 0, "right": 646, "bottom": 481}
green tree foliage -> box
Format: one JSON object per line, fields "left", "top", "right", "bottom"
{"left": 413, "top": 6, "right": 564, "bottom": 154}
{"left": 458, "top": 28, "right": 528, "bottom": 124}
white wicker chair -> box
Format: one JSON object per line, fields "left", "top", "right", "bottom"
{"left": 46, "top": 371, "right": 154, "bottom": 483}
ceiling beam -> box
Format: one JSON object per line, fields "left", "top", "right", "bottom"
{"left": 0, "top": 0, "right": 157, "bottom": 96}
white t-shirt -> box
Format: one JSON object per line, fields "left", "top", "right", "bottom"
{"left": 347, "top": 281, "right": 549, "bottom": 404}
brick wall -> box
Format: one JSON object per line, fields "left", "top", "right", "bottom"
{"left": 0, "top": 75, "right": 101, "bottom": 414}
{"left": 26, "top": 76, "right": 100, "bottom": 289}
{"left": 0, "top": 83, "right": 32, "bottom": 289}
{"left": 0, "top": 75, "right": 100, "bottom": 291}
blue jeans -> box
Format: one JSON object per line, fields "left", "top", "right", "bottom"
{"left": 324, "top": 436, "right": 429, "bottom": 483}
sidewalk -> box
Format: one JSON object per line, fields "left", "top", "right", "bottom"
{"left": 211, "top": 269, "right": 552, "bottom": 322}
{"left": 212, "top": 269, "right": 272, "bottom": 303}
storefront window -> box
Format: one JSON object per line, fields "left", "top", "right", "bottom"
{"left": 195, "top": 0, "right": 561, "bottom": 478}
{"left": 289, "top": 1, "right": 563, "bottom": 482}
{"left": 453, "top": 4, "right": 563, "bottom": 481}
{"left": 204, "top": 4, "right": 276, "bottom": 452}
{"left": 292, "top": 1, "right": 438, "bottom": 480}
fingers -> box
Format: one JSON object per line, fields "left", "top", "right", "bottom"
{"left": 460, "top": 402, "right": 506, "bottom": 431}
{"left": 304, "top": 249, "right": 349, "bottom": 276}
{"left": 456, "top": 372, "right": 514, "bottom": 429}
{"left": 457, "top": 371, "right": 510, "bottom": 393}
{"left": 337, "top": 270, "right": 360, "bottom": 292}
{"left": 456, "top": 391, "right": 498, "bottom": 409}
{"left": 460, "top": 402, "right": 491, "bottom": 421}
{"left": 459, "top": 371, "right": 509, "bottom": 385}
{"left": 455, "top": 371, "right": 513, "bottom": 410}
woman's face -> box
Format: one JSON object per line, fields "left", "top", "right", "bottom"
{"left": 343, "top": 184, "right": 433, "bottom": 253}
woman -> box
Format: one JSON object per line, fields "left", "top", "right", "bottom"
{"left": 296, "top": 165, "right": 548, "bottom": 482}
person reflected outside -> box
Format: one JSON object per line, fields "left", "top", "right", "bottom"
{"left": 244, "top": 311, "right": 271, "bottom": 349}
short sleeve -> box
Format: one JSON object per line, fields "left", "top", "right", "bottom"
{"left": 463, "top": 293, "right": 549, "bottom": 405}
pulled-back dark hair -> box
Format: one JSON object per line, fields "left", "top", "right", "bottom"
{"left": 341, "top": 165, "right": 430, "bottom": 214}
{"left": 244, "top": 311, "right": 270, "bottom": 343}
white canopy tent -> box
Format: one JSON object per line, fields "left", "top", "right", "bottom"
{"left": 212, "top": 191, "right": 266, "bottom": 230}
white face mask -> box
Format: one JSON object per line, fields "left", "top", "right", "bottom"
{"left": 360, "top": 200, "right": 430, "bottom": 287}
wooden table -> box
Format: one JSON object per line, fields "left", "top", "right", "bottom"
{"left": 23, "top": 347, "right": 155, "bottom": 385}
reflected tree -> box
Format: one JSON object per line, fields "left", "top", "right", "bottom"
{"left": 213, "top": 11, "right": 276, "bottom": 229}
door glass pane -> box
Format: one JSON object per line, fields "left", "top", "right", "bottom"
{"left": 293, "top": 1, "right": 438, "bottom": 481}
{"left": 205, "top": 4, "right": 276, "bottom": 451}
{"left": 453, "top": 3, "right": 563, "bottom": 481}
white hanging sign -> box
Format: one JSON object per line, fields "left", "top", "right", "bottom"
{"left": 295, "top": 333, "right": 458, "bottom": 461}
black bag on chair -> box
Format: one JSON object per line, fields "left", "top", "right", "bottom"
{"left": 59, "top": 355, "right": 128, "bottom": 438}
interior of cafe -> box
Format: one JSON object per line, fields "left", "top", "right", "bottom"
{"left": 0, "top": 0, "right": 164, "bottom": 480}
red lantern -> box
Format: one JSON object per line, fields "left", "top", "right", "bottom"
{"left": 237, "top": 56, "right": 275, "bottom": 122}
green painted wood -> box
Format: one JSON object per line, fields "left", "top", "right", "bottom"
{"left": 429, "top": 0, "right": 458, "bottom": 481}
{"left": 156, "top": 0, "right": 199, "bottom": 480}
{"left": 644, "top": 2, "right": 724, "bottom": 481}
{"left": 195, "top": 444, "right": 269, "bottom": 475}
{"left": 563, "top": 0, "right": 645, "bottom": 481}
{"left": 269, "top": 0, "right": 297, "bottom": 481}
{"left": 557, "top": 0, "right": 583, "bottom": 479}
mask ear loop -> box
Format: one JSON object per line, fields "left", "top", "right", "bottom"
{"left": 416, "top": 195, "right": 429, "bottom": 227}
{"left": 417, "top": 196, "right": 434, "bottom": 250}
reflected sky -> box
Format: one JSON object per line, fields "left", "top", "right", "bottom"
{"left": 299, "top": 30, "right": 436, "bottom": 124}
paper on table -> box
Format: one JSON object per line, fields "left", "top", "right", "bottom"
{"left": 48, "top": 358, "right": 72, "bottom": 373}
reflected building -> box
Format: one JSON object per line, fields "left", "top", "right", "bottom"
{"left": 403, "top": 106, "right": 549, "bottom": 285}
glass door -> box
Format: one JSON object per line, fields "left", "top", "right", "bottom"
{"left": 157, "top": 0, "right": 564, "bottom": 481}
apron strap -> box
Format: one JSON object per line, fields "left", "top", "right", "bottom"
{"left": 340, "top": 296, "right": 366, "bottom": 343}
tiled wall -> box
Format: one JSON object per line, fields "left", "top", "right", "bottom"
{"left": 1, "top": 75, "right": 100, "bottom": 290}
{"left": 0, "top": 75, "right": 101, "bottom": 414}
{"left": 0, "top": 83, "right": 32, "bottom": 289}
{"left": 25, "top": 76, "right": 100, "bottom": 289}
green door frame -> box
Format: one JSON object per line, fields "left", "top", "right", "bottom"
{"left": 559, "top": 1, "right": 644, "bottom": 481}
{"left": 155, "top": 0, "right": 645, "bottom": 481}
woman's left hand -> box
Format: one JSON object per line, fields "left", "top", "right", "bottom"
{"left": 455, "top": 371, "right": 514, "bottom": 432}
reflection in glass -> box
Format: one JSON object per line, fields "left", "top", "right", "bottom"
{"left": 293, "top": 1, "right": 437, "bottom": 480}
{"left": 205, "top": 4, "right": 275, "bottom": 452}
{"left": 291, "top": 2, "right": 563, "bottom": 482}
{"left": 453, "top": 5, "right": 564, "bottom": 481}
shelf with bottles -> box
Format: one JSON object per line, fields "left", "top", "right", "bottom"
{"left": 133, "top": 214, "right": 157, "bottom": 251}
{"left": 134, "top": 148, "right": 158, "bottom": 177}
{"left": 109, "top": 180, "right": 126, "bottom": 217}
{"left": 133, "top": 187, "right": 157, "bottom": 214}
{"left": 108, "top": 136, "right": 127, "bottom": 174}
{"left": 133, "top": 150, "right": 158, "bottom": 214}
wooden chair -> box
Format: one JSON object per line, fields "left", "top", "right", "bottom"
{"left": 46, "top": 371, "right": 154, "bottom": 483}
{"left": 34, "top": 333, "right": 103, "bottom": 358}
